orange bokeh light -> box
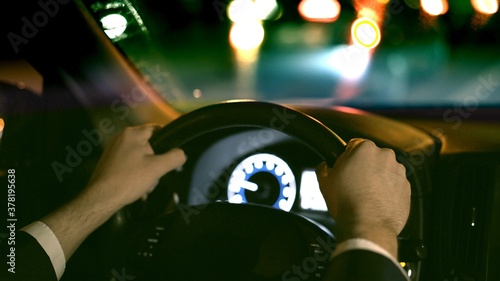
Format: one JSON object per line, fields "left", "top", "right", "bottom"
{"left": 298, "top": 0, "right": 341, "bottom": 23}
{"left": 421, "top": 0, "right": 449, "bottom": 16}
{"left": 352, "top": 0, "right": 387, "bottom": 22}
{"left": 471, "top": 0, "right": 498, "bottom": 14}
{"left": 358, "top": 7, "right": 380, "bottom": 22}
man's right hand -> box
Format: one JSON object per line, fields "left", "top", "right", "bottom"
{"left": 315, "top": 138, "right": 411, "bottom": 259}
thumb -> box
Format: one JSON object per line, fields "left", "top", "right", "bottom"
{"left": 151, "top": 148, "right": 187, "bottom": 175}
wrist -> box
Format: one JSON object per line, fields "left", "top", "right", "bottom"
{"left": 81, "top": 180, "right": 127, "bottom": 213}
{"left": 336, "top": 222, "right": 400, "bottom": 259}
{"left": 40, "top": 190, "right": 117, "bottom": 260}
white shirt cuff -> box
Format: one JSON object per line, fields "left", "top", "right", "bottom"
{"left": 331, "top": 238, "right": 409, "bottom": 280}
{"left": 21, "top": 221, "right": 66, "bottom": 280}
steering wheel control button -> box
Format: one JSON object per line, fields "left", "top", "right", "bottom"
{"left": 134, "top": 224, "right": 166, "bottom": 261}
{"left": 309, "top": 243, "right": 329, "bottom": 279}
{"left": 228, "top": 153, "right": 297, "bottom": 211}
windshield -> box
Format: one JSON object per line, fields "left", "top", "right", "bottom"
{"left": 82, "top": 0, "right": 500, "bottom": 111}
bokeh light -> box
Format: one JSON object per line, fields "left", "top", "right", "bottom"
{"left": 298, "top": 0, "right": 341, "bottom": 23}
{"left": 229, "top": 20, "right": 265, "bottom": 51}
{"left": 228, "top": 0, "right": 281, "bottom": 21}
{"left": 421, "top": 0, "right": 449, "bottom": 16}
{"left": 358, "top": 7, "right": 380, "bottom": 22}
{"left": 228, "top": 0, "right": 256, "bottom": 22}
{"left": 351, "top": 17, "right": 381, "bottom": 49}
{"left": 471, "top": 0, "right": 498, "bottom": 14}
{"left": 255, "top": 0, "right": 281, "bottom": 20}
{"left": 328, "top": 44, "right": 371, "bottom": 81}
{"left": 100, "top": 14, "right": 128, "bottom": 39}
{"left": 0, "top": 118, "right": 4, "bottom": 139}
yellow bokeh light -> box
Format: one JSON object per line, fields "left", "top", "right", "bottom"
{"left": 228, "top": 0, "right": 256, "bottom": 22}
{"left": 400, "top": 262, "right": 407, "bottom": 267}
{"left": 351, "top": 17, "right": 381, "bottom": 49}
{"left": 471, "top": 0, "right": 498, "bottom": 14}
{"left": 298, "top": 0, "right": 341, "bottom": 23}
{"left": 229, "top": 20, "right": 265, "bottom": 51}
{"left": 421, "top": 0, "right": 448, "bottom": 16}
{"left": 358, "top": 7, "right": 380, "bottom": 22}
{"left": 228, "top": 0, "right": 280, "bottom": 21}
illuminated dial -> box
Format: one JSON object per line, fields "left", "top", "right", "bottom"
{"left": 228, "top": 153, "right": 296, "bottom": 212}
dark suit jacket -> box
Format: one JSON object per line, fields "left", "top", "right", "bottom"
{"left": 2, "top": 231, "right": 58, "bottom": 281}
{"left": 3, "top": 232, "right": 407, "bottom": 281}
{"left": 325, "top": 250, "right": 408, "bottom": 281}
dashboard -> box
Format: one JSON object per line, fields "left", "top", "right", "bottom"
{"left": 160, "top": 105, "right": 439, "bottom": 281}
{"left": 137, "top": 104, "right": 499, "bottom": 281}
{"left": 187, "top": 129, "right": 328, "bottom": 213}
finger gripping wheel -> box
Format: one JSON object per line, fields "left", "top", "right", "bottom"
{"left": 133, "top": 100, "right": 347, "bottom": 280}
{"left": 149, "top": 100, "right": 345, "bottom": 167}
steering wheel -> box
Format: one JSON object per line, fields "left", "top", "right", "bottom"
{"left": 123, "top": 100, "right": 346, "bottom": 281}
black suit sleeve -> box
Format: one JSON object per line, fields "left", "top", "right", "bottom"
{"left": 323, "top": 250, "right": 408, "bottom": 281}
{"left": 1, "top": 231, "right": 58, "bottom": 281}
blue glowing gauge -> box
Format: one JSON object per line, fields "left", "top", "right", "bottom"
{"left": 228, "top": 153, "right": 296, "bottom": 212}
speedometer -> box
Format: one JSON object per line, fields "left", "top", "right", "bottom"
{"left": 227, "top": 153, "right": 296, "bottom": 212}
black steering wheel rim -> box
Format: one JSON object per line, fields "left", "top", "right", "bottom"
{"left": 124, "top": 100, "right": 347, "bottom": 280}
{"left": 149, "top": 100, "right": 346, "bottom": 167}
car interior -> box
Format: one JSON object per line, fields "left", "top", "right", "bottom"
{"left": 1, "top": 0, "right": 499, "bottom": 280}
